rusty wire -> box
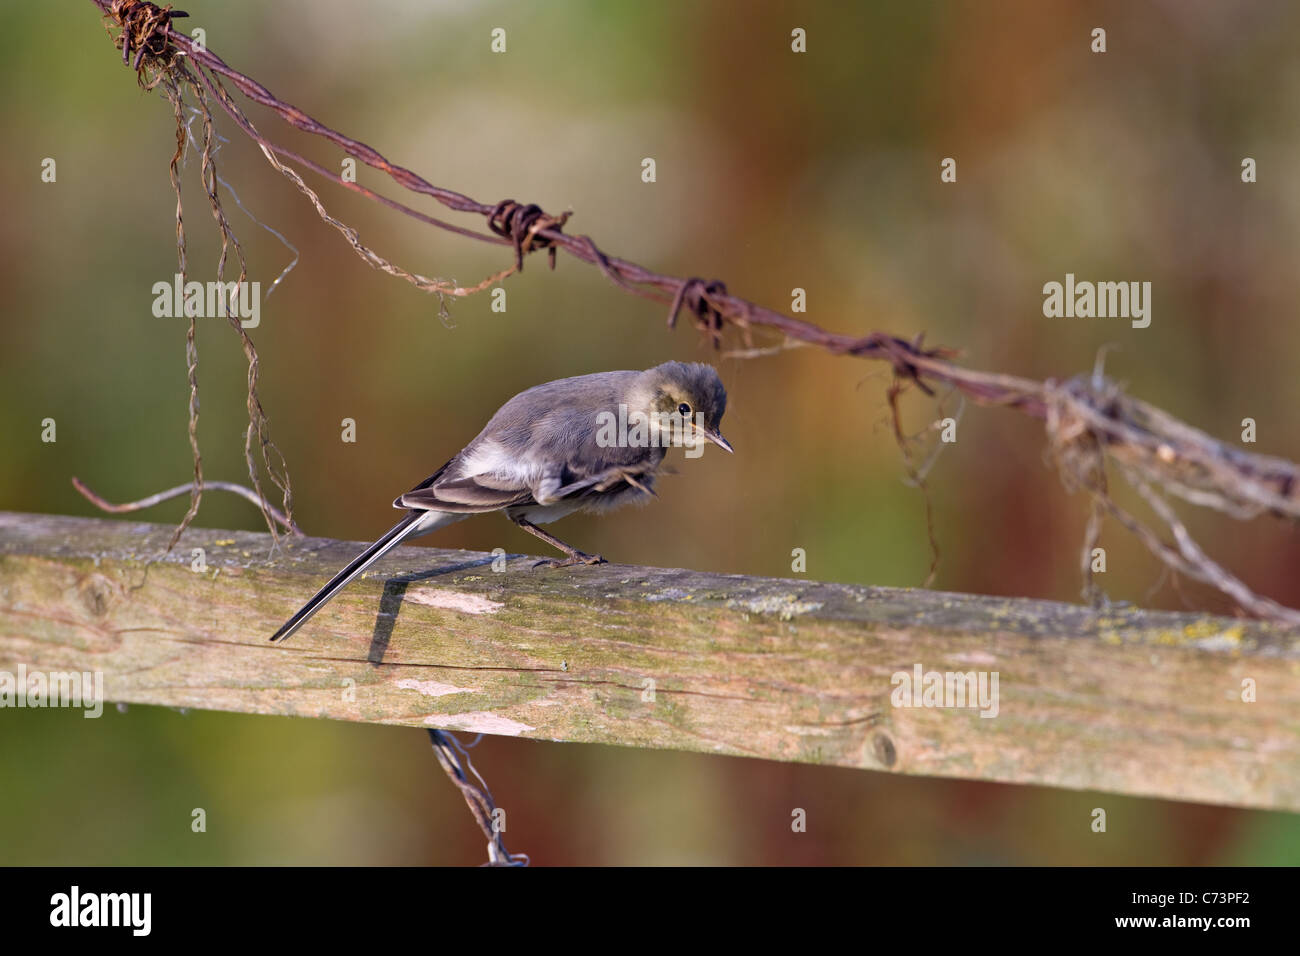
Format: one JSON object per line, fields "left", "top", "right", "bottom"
{"left": 90, "top": 3, "right": 1300, "bottom": 625}
{"left": 427, "top": 730, "right": 526, "bottom": 866}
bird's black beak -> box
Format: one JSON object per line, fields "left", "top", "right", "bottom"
{"left": 703, "top": 427, "right": 733, "bottom": 453}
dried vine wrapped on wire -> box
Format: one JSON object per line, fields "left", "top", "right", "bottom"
{"left": 100, "top": 1, "right": 294, "bottom": 551}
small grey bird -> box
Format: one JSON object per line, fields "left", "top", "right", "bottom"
{"left": 270, "top": 361, "right": 731, "bottom": 643}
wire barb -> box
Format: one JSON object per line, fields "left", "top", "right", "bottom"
{"left": 106, "top": 1, "right": 186, "bottom": 80}
{"left": 667, "top": 278, "right": 728, "bottom": 349}
{"left": 488, "top": 200, "right": 570, "bottom": 271}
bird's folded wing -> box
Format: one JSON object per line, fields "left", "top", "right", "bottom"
{"left": 396, "top": 475, "right": 531, "bottom": 513}
{"left": 393, "top": 428, "right": 661, "bottom": 513}
{"left": 397, "top": 464, "right": 655, "bottom": 513}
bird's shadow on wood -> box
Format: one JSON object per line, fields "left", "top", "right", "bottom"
{"left": 367, "top": 555, "right": 506, "bottom": 665}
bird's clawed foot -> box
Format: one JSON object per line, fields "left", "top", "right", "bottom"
{"left": 532, "top": 551, "right": 606, "bottom": 569}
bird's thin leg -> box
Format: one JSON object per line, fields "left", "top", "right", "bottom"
{"left": 511, "top": 517, "right": 606, "bottom": 568}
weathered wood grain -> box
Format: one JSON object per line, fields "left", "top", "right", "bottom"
{"left": 1, "top": 510, "right": 1297, "bottom": 810}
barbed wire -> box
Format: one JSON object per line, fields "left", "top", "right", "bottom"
{"left": 427, "top": 730, "right": 526, "bottom": 866}
{"left": 91, "top": 7, "right": 1300, "bottom": 620}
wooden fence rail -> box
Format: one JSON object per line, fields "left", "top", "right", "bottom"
{"left": 1, "top": 510, "right": 1297, "bottom": 811}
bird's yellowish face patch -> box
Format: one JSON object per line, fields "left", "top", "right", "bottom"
{"left": 652, "top": 385, "right": 721, "bottom": 433}
{"left": 634, "top": 361, "right": 731, "bottom": 454}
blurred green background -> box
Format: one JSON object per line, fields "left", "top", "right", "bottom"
{"left": 2, "top": 0, "right": 1299, "bottom": 864}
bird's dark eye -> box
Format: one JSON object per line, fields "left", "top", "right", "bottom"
{"left": 677, "top": 402, "right": 691, "bottom": 416}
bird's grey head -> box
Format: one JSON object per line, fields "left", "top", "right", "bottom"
{"left": 632, "top": 361, "right": 732, "bottom": 452}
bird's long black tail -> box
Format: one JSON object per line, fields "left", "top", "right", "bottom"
{"left": 270, "top": 512, "right": 427, "bottom": 644}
